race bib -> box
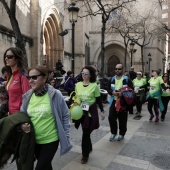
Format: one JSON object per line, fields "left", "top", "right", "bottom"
{"left": 150, "top": 86, "right": 155, "bottom": 91}
{"left": 81, "top": 101, "right": 90, "bottom": 111}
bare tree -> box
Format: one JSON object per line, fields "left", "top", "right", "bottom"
{"left": 0, "top": 0, "right": 28, "bottom": 69}
{"left": 79, "top": 0, "right": 136, "bottom": 75}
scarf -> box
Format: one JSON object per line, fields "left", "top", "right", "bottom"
{"left": 34, "top": 84, "right": 48, "bottom": 96}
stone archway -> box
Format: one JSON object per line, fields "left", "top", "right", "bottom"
{"left": 43, "top": 10, "right": 63, "bottom": 69}
{"left": 108, "top": 55, "right": 120, "bottom": 76}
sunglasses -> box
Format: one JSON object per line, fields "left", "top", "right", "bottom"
{"left": 81, "top": 72, "right": 90, "bottom": 76}
{"left": 26, "top": 74, "right": 43, "bottom": 80}
{"left": 163, "top": 76, "right": 168, "bottom": 77}
{"left": 115, "top": 68, "right": 122, "bottom": 70}
{"left": 5, "top": 55, "right": 15, "bottom": 59}
{"left": 137, "top": 74, "right": 141, "bottom": 75}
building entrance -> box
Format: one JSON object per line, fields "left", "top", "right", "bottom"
{"left": 107, "top": 55, "right": 120, "bottom": 77}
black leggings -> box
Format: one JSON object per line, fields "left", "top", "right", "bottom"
{"left": 82, "top": 128, "right": 92, "bottom": 158}
{"left": 35, "top": 140, "right": 59, "bottom": 170}
{"left": 161, "top": 96, "right": 170, "bottom": 119}
{"left": 147, "top": 98, "right": 159, "bottom": 116}
{"left": 136, "top": 96, "right": 142, "bottom": 113}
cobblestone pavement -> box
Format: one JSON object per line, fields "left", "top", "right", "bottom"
{"left": 3, "top": 103, "right": 170, "bottom": 170}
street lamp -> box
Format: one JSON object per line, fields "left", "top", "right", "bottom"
{"left": 162, "top": 57, "right": 166, "bottom": 74}
{"left": 148, "top": 53, "right": 152, "bottom": 72}
{"left": 130, "top": 41, "right": 135, "bottom": 67}
{"left": 68, "top": 2, "right": 79, "bottom": 74}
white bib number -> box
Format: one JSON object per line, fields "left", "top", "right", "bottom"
{"left": 81, "top": 102, "right": 90, "bottom": 111}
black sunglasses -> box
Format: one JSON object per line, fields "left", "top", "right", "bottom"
{"left": 115, "top": 68, "right": 122, "bottom": 70}
{"left": 5, "top": 55, "right": 15, "bottom": 59}
{"left": 26, "top": 74, "right": 43, "bottom": 80}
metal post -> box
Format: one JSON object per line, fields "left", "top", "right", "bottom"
{"left": 148, "top": 58, "right": 151, "bottom": 72}
{"left": 130, "top": 50, "right": 133, "bottom": 67}
{"left": 72, "top": 22, "right": 75, "bottom": 74}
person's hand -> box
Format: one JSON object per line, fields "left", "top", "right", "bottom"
{"left": 21, "top": 123, "right": 31, "bottom": 133}
{"left": 112, "top": 90, "right": 120, "bottom": 96}
{"left": 101, "top": 111, "right": 105, "bottom": 120}
{"left": 166, "top": 89, "right": 170, "bottom": 93}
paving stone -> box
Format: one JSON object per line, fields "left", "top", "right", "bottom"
{"left": 105, "top": 162, "right": 144, "bottom": 170}
{"left": 119, "top": 136, "right": 170, "bottom": 169}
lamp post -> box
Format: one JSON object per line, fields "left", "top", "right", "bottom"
{"left": 162, "top": 57, "right": 166, "bottom": 74}
{"left": 148, "top": 53, "right": 152, "bottom": 72}
{"left": 130, "top": 41, "right": 135, "bottom": 67}
{"left": 68, "top": 2, "right": 79, "bottom": 74}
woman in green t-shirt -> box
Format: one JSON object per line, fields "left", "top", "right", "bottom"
{"left": 140, "top": 70, "right": 167, "bottom": 122}
{"left": 20, "top": 65, "right": 72, "bottom": 170}
{"left": 75, "top": 66, "right": 105, "bottom": 164}
{"left": 161, "top": 73, "right": 170, "bottom": 121}
{"left": 133, "top": 71, "right": 146, "bottom": 116}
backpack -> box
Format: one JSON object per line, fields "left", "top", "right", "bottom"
{"left": 120, "top": 86, "right": 135, "bottom": 106}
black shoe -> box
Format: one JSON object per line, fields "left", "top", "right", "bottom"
{"left": 81, "top": 157, "right": 88, "bottom": 164}
{"left": 161, "top": 118, "right": 164, "bottom": 122}
{"left": 129, "top": 112, "right": 134, "bottom": 115}
{"left": 149, "top": 115, "right": 154, "bottom": 121}
{"left": 155, "top": 118, "right": 159, "bottom": 122}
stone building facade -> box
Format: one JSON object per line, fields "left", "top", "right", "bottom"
{"left": 0, "top": 0, "right": 165, "bottom": 76}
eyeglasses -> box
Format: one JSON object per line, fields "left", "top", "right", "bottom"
{"left": 81, "top": 72, "right": 90, "bottom": 76}
{"left": 115, "top": 68, "right": 122, "bottom": 70}
{"left": 26, "top": 74, "right": 43, "bottom": 80}
{"left": 5, "top": 55, "right": 15, "bottom": 59}
{"left": 137, "top": 74, "right": 141, "bottom": 75}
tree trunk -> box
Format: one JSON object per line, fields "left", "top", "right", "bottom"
{"left": 141, "top": 46, "right": 144, "bottom": 73}
{"left": 100, "top": 14, "right": 106, "bottom": 77}
{"left": 0, "top": 0, "right": 28, "bottom": 69}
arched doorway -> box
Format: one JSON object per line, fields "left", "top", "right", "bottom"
{"left": 43, "top": 12, "right": 63, "bottom": 69}
{"left": 108, "top": 55, "right": 120, "bottom": 76}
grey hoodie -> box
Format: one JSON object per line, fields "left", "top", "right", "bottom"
{"left": 20, "top": 84, "right": 73, "bottom": 156}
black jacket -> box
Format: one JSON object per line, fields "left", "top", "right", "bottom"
{"left": 0, "top": 112, "right": 35, "bottom": 170}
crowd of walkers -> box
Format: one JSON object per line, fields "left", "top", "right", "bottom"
{"left": 0, "top": 47, "right": 170, "bottom": 169}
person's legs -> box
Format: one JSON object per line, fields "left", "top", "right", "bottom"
{"left": 118, "top": 110, "right": 128, "bottom": 137}
{"left": 136, "top": 96, "right": 141, "bottom": 113}
{"left": 161, "top": 96, "right": 170, "bottom": 121}
{"left": 35, "top": 140, "right": 59, "bottom": 170}
{"left": 108, "top": 100, "right": 118, "bottom": 135}
{"left": 153, "top": 99, "right": 159, "bottom": 122}
{"left": 147, "top": 98, "right": 154, "bottom": 120}
{"left": 81, "top": 128, "right": 91, "bottom": 163}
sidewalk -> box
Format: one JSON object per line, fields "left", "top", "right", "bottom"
{"left": 3, "top": 103, "right": 170, "bottom": 170}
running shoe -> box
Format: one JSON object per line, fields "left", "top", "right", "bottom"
{"left": 109, "top": 134, "right": 117, "bottom": 142}
{"left": 117, "top": 135, "right": 124, "bottom": 141}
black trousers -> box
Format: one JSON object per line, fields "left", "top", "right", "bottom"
{"left": 108, "top": 100, "right": 128, "bottom": 136}
{"left": 161, "top": 96, "right": 170, "bottom": 119}
{"left": 147, "top": 98, "right": 159, "bottom": 116}
{"left": 82, "top": 128, "right": 92, "bottom": 158}
{"left": 35, "top": 140, "right": 59, "bottom": 170}
{"left": 136, "top": 96, "right": 142, "bottom": 113}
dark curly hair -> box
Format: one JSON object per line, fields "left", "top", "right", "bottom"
{"left": 79, "top": 65, "right": 96, "bottom": 83}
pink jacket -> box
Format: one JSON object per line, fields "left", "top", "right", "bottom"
{"left": 6, "top": 69, "right": 30, "bottom": 115}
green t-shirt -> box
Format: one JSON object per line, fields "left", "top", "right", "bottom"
{"left": 133, "top": 78, "right": 146, "bottom": 96}
{"left": 162, "top": 82, "right": 170, "bottom": 97}
{"left": 114, "top": 77, "right": 123, "bottom": 100}
{"left": 75, "top": 82, "right": 100, "bottom": 105}
{"left": 148, "top": 77, "right": 163, "bottom": 95}
{"left": 27, "top": 93, "right": 58, "bottom": 144}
